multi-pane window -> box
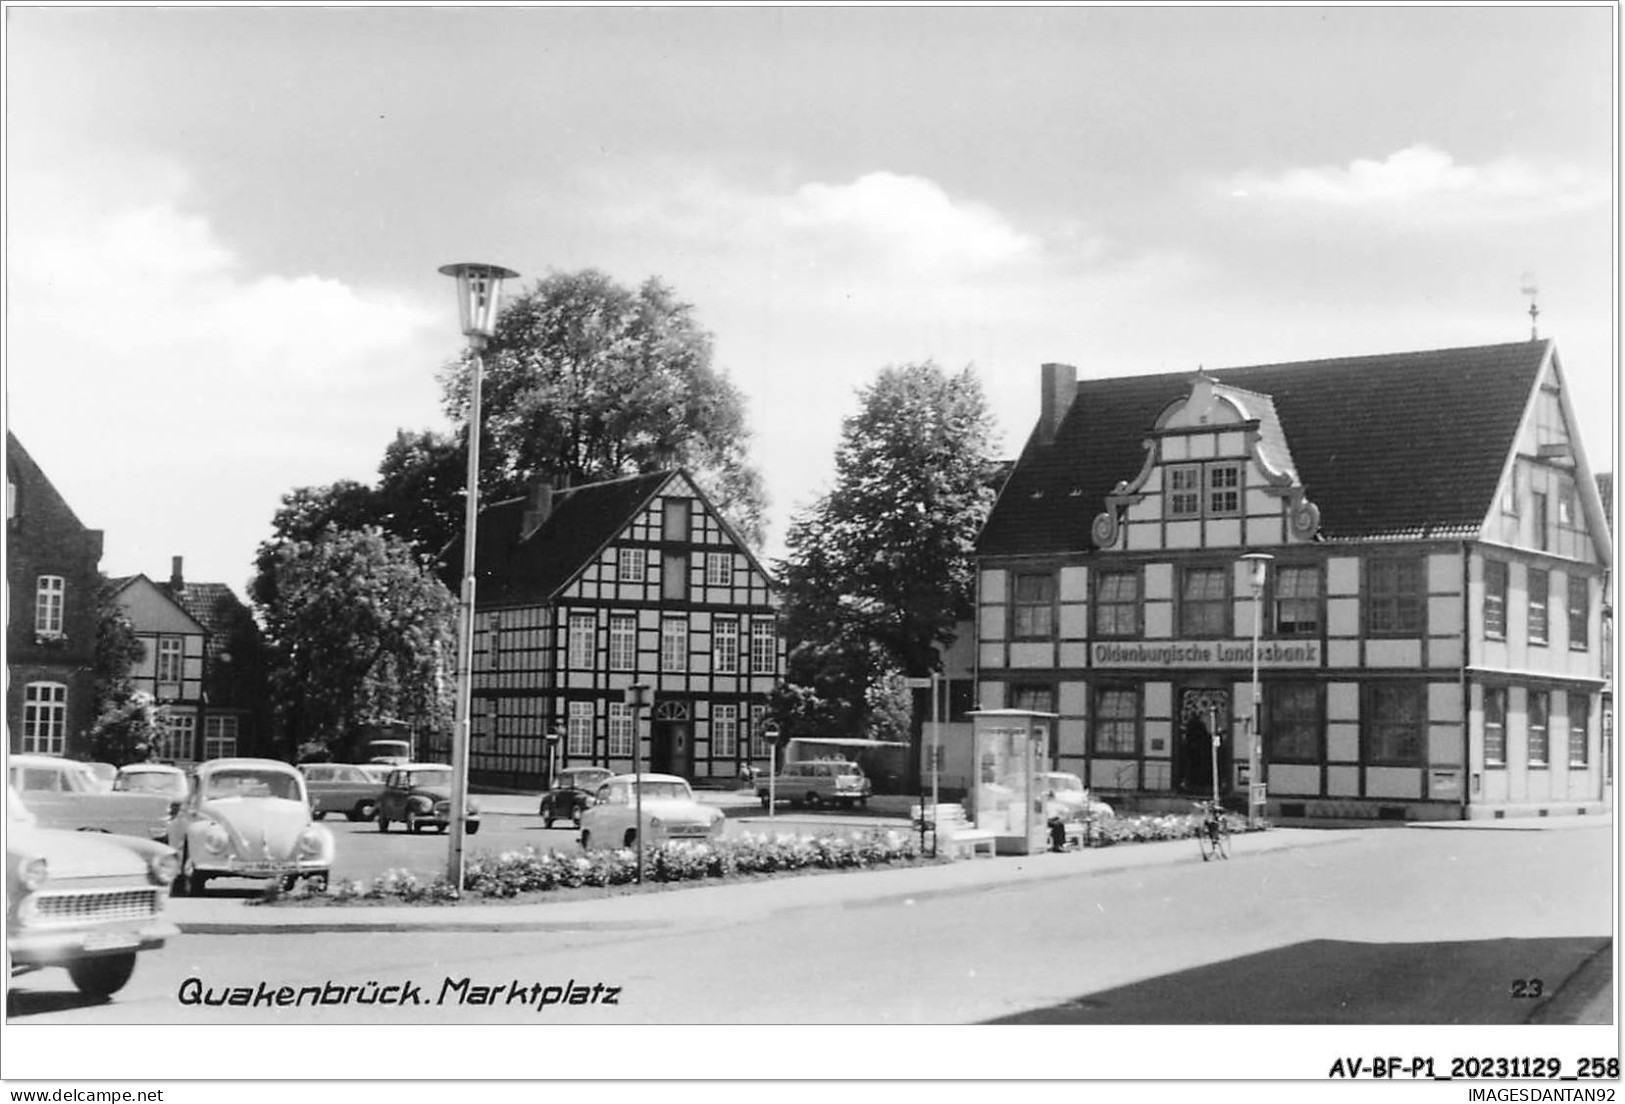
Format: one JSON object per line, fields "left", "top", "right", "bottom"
{"left": 156, "top": 635, "right": 185, "bottom": 684}
{"left": 750, "top": 704, "right": 768, "bottom": 757}
{"left": 22, "top": 682, "right": 66, "bottom": 755}
{"left": 713, "top": 618, "right": 740, "bottom": 674}
{"left": 1011, "top": 684, "right": 1054, "bottom": 713}
{"left": 1364, "top": 683, "right": 1423, "bottom": 765}
{"left": 1367, "top": 557, "right": 1423, "bottom": 635}
{"left": 567, "top": 700, "right": 594, "bottom": 756}
{"left": 1558, "top": 484, "right": 1578, "bottom": 528}
{"left": 608, "top": 614, "right": 636, "bottom": 671}
{"left": 1179, "top": 567, "right": 1229, "bottom": 636}
{"left": 1166, "top": 465, "right": 1202, "bottom": 518}
{"left": 1092, "top": 688, "right": 1139, "bottom": 755}
{"left": 1093, "top": 570, "right": 1140, "bottom": 637}
{"left": 1012, "top": 572, "right": 1056, "bottom": 638}
{"left": 1528, "top": 569, "right": 1549, "bottom": 645}
{"left": 1568, "top": 575, "right": 1589, "bottom": 650}
{"left": 705, "top": 552, "right": 732, "bottom": 587}
{"left": 34, "top": 576, "right": 64, "bottom": 636}
{"left": 618, "top": 547, "right": 646, "bottom": 584}
{"left": 1483, "top": 560, "right": 1508, "bottom": 639}
{"left": 567, "top": 613, "right": 595, "bottom": 669}
{"left": 204, "top": 716, "right": 239, "bottom": 760}
{"left": 1527, "top": 691, "right": 1549, "bottom": 766}
{"left": 712, "top": 703, "right": 739, "bottom": 758}
{"left": 1272, "top": 566, "right": 1321, "bottom": 636}
{"left": 607, "top": 703, "right": 634, "bottom": 757}
{"left": 750, "top": 618, "right": 776, "bottom": 674}
{"left": 1483, "top": 687, "right": 1507, "bottom": 766}
{"left": 1568, "top": 693, "right": 1590, "bottom": 766}
{"left": 1267, "top": 683, "right": 1320, "bottom": 762}
{"left": 158, "top": 713, "right": 196, "bottom": 762}
{"left": 1205, "top": 462, "right": 1242, "bottom": 516}
{"left": 661, "top": 616, "right": 688, "bottom": 673}
{"left": 1532, "top": 490, "right": 1549, "bottom": 551}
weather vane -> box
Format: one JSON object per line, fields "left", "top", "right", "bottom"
{"left": 1520, "top": 273, "right": 1540, "bottom": 341}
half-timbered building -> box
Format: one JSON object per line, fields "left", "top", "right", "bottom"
{"left": 975, "top": 339, "right": 1612, "bottom": 820}
{"left": 429, "top": 469, "right": 783, "bottom": 789}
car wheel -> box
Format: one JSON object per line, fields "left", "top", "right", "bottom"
{"left": 759, "top": 792, "right": 772, "bottom": 810}
{"left": 466, "top": 821, "right": 480, "bottom": 836}
{"left": 307, "top": 871, "right": 329, "bottom": 892}
{"left": 570, "top": 809, "right": 583, "bottom": 829}
{"left": 354, "top": 800, "right": 377, "bottom": 822}
{"left": 805, "top": 792, "right": 821, "bottom": 808}
{"left": 66, "top": 953, "right": 137, "bottom": 999}
{"left": 280, "top": 873, "right": 301, "bottom": 892}
{"left": 579, "top": 830, "right": 592, "bottom": 850}
{"left": 173, "top": 850, "right": 208, "bottom": 897}
{"left": 377, "top": 814, "right": 390, "bottom": 832}
{"left": 405, "top": 812, "right": 419, "bottom": 834}
{"left": 543, "top": 814, "right": 555, "bottom": 828}
{"left": 623, "top": 828, "right": 638, "bottom": 849}
{"left": 312, "top": 809, "right": 327, "bottom": 821}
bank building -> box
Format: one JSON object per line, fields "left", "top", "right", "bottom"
{"left": 973, "top": 339, "right": 1612, "bottom": 821}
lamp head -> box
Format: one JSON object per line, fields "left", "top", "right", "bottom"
{"left": 1241, "top": 551, "right": 1274, "bottom": 593}
{"left": 439, "top": 262, "right": 519, "bottom": 346}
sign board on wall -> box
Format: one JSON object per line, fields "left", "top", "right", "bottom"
{"left": 1092, "top": 640, "right": 1322, "bottom": 669}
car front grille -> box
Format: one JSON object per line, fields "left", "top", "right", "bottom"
{"left": 28, "top": 888, "right": 162, "bottom": 927}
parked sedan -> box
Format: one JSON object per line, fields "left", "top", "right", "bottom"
{"left": 113, "top": 763, "right": 189, "bottom": 801}
{"left": 538, "top": 767, "right": 613, "bottom": 828}
{"left": 299, "top": 763, "right": 385, "bottom": 822}
{"left": 579, "top": 773, "right": 725, "bottom": 851}
{"left": 9, "top": 786, "right": 180, "bottom": 998}
{"left": 167, "top": 759, "right": 335, "bottom": 895}
{"left": 376, "top": 764, "right": 481, "bottom": 835}
{"left": 1035, "top": 772, "right": 1115, "bottom": 822}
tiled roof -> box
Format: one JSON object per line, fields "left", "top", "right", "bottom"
{"left": 448, "top": 470, "right": 675, "bottom": 605}
{"left": 979, "top": 340, "right": 1552, "bottom": 557}
{"left": 167, "top": 582, "right": 256, "bottom": 662}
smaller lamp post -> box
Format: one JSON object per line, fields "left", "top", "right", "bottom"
{"left": 625, "top": 683, "right": 652, "bottom": 883}
{"left": 762, "top": 721, "right": 780, "bottom": 820}
{"left": 1241, "top": 551, "right": 1274, "bottom": 829}
{"left": 543, "top": 725, "right": 562, "bottom": 791}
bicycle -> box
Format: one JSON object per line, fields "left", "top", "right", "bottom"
{"left": 1193, "top": 800, "right": 1230, "bottom": 862}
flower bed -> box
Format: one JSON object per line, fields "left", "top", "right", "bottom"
{"left": 1081, "top": 810, "right": 1256, "bottom": 847}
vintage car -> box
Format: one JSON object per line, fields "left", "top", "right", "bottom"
{"left": 538, "top": 766, "right": 614, "bottom": 828}
{"left": 579, "top": 773, "right": 725, "bottom": 850}
{"left": 299, "top": 763, "right": 386, "bottom": 822}
{"left": 112, "top": 762, "right": 189, "bottom": 802}
{"left": 166, "top": 758, "right": 335, "bottom": 895}
{"left": 9, "top": 754, "right": 175, "bottom": 840}
{"left": 81, "top": 762, "right": 118, "bottom": 792}
{"left": 8, "top": 786, "right": 180, "bottom": 998}
{"left": 758, "top": 758, "right": 872, "bottom": 809}
{"left": 1034, "top": 771, "right": 1116, "bottom": 822}
{"left": 376, "top": 764, "right": 481, "bottom": 834}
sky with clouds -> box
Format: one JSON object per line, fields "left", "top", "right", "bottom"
{"left": 5, "top": 6, "right": 1616, "bottom": 596}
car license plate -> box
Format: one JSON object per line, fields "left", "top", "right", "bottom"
{"left": 83, "top": 931, "right": 139, "bottom": 952}
{"left": 238, "top": 862, "right": 280, "bottom": 875}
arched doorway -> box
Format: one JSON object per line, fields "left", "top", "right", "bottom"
{"left": 650, "top": 700, "right": 692, "bottom": 778}
{"left": 1178, "top": 687, "right": 1232, "bottom": 796}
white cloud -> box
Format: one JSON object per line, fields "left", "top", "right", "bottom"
{"left": 1229, "top": 144, "right": 1607, "bottom": 224}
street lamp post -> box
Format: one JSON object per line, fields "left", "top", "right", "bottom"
{"left": 439, "top": 261, "right": 518, "bottom": 894}
{"left": 626, "top": 683, "right": 652, "bottom": 883}
{"left": 543, "top": 725, "right": 562, "bottom": 791}
{"left": 1241, "top": 551, "right": 1274, "bottom": 830}
{"left": 762, "top": 721, "right": 780, "bottom": 822}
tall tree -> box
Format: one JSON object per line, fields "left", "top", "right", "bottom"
{"left": 777, "top": 362, "right": 998, "bottom": 731}
{"left": 88, "top": 578, "right": 154, "bottom": 765}
{"left": 438, "top": 269, "right": 768, "bottom": 547}
{"left": 253, "top": 527, "right": 457, "bottom": 751}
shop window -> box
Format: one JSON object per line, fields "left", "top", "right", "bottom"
{"left": 1483, "top": 560, "right": 1508, "bottom": 639}
{"left": 1092, "top": 688, "right": 1139, "bottom": 755}
{"left": 1272, "top": 566, "right": 1321, "bottom": 636}
{"left": 608, "top": 614, "right": 636, "bottom": 671}
{"left": 1012, "top": 572, "right": 1056, "bottom": 639}
{"left": 1093, "top": 570, "right": 1140, "bottom": 637}
{"left": 1267, "top": 682, "right": 1321, "bottom": 762}
{"left": 1568, "top": 575, "right": 1589, "bottom": 650}
{"left": 1568, "top": 693, "right": 1590, "bottom": 766}
{"left": 1178, "top": 566, "right": 1230, "bottom": 636}
{"left": 21, "top": 682, "right": 67, "bottom": 755}
{"left": 34, "top": 576, "right": 64, "bottom": 636}
{"left": 1528, "top": 569, "right": 1549, "bottom": 646}
{"left": 1367, "top": 557, "right": 1423, "bottom": 636}
{"left": 1528, "top": 691, "right": 1549, "bottom": 767}
{"left": 1363, "top": 683, "right": 1423, "bottom": 766}
{"left": 567, "top": 700, "right": 594, "bottom": 756}
{"left": 1483, "top": 687, "right": 1507, "bottom": 767}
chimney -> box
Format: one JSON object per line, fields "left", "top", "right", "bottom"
{"left": 520, "top": 476, "right": 555, "bottom": 540}
{"left": 170, "top": 556, "right": 185, "bottom": 593}
{"left": 1039, "top": 362, "right": 1077, "bottom": 446}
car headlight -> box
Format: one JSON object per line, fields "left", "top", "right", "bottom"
{"left": 149, "top": 852, "right": 180, "bottom": 886}
{"left": 295, "top": 827, "right": 326, "bottom": 858}
{"left": 201, "top": 823, "right": 230, "bottom": 854}
{"left": 19, "top": 856, "right": 48, "bottom": 891}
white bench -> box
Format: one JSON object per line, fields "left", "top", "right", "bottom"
{"left": 912, "top": 803, "right": 997, "bottom": 859}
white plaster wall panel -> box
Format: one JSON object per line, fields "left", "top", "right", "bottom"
{"left": 980, "top": 569, "right": 1007, "bottom": 602}
{"left": 1326, "top": 766, "right": 1360, "bottom": 795}
{"left": 1244, "top": 488, "right": 1276, "bottom": 516}
{"left": 1090, "top": 760, "right": 1134, "bottom": 789}
{"left": 1479, "top": 770, "right": 1509, "bottom": 803}
{"left": 1327, "top": 682, "right": 1360, "bottom": 720}
{"left": 978, "top": 682, "right": 1006, "bottom": 709}
{"left": 1365, "top": 767, "right": 1422, "bottom": 800}
{"left": 1009, "top": 642, "right": 1052, "bottom": 668}
{"left": 566, "top": 672, "right": 594, "bottom": 690}
{"left": 1143, "top": 602, "right": 1173, "bottom": 638}
{"left": 1327, "top": 597, "right": 1360, "bottom": 636}
{"left": 1427, "top": 552, "right": 1463, "bottom": 593}
{"left": 1142, "top": 760, "right": 1172, "bottom": 790}
{"left": 1428, "top": 682, "right": 1462, "bottom": 721}
{"left": 1144, "top": 682, "right": 1172, "bottom": 719}
{"left": 1366, "top": 640, "right": 1422, "bottom": 668}
{"left": 1059, "top": 681, "right": 1089, "bottom": 717}
{"left": 1164, "top": 521, "right": 1202, "bottom": 549}
{"left": 1206, "top": 518, "right": 1242, "bottom": 547}
{"left": 1144, "top": 563, "right": 1173, "bottom": 600}
{"left": 1480, "top": 638, "right": 1510, "bottom": 669}
{"left": 1058, "top": 719, "right": 1088, "bottom": 757}
{"left": 1427, "top": 638, "right": 1464, "bottom": 669}
{"left": 1428, "top": 596, "right": 1463, "bottom": 638}
{"left": 980, "top": 604, "right": 1006, "bottom": 642}
{"left": 1127, "top": 521, "right": 1163, "bottom": 551}
{"left": 1270, "top": 764, "right": 1319, "bottom": 795}
{"left": 1059, "top": 643, "right": 1091, "bottom": 667}
{"left": 1327, "top": 639, "right": 1361, "bottom": 669}
{"left": 1234, "top": 596, "right": 1261, "bottom": 637}
{"left": 1244, "top": 516, "right": 1285, "bottom": 549}
{"left": 1058, "top": 604, "right": 1090, "bottom": 639}
{"left": 1145, "top": 720, "right": 1172, "bottom": 757}
{"left": 1428, "top": 724, "right": 1462, "bottom": 766}
{"left": 1327, "top": 557, "right": 1361, "bottom": 595}
{"left": 1059, "top": 565, "right": 1090, "bottom": 601}
{"left": 1327, "top": 723, "right": 1360, "bottom": 762}
{"left": 1163, "top": 436, "right": 1189, "bottom": 462}
{"left": 979, "top": 643, "right": 1005, "bottom": 670}
{"left": 1189, "top": 435, "right": 1216, "bottom": 460}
